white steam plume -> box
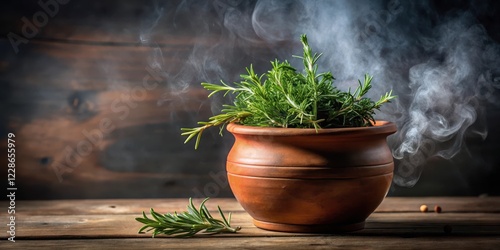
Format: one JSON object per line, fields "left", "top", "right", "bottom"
{"left": 144, "top": 0, "right": 500, "bottom": 187}
{"left": 251, "top": 0, "right": 499, "bottom": 187}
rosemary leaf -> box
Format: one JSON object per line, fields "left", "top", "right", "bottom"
{"left": 181, "top": 34, "right": 396, "bottom": 148}
{"left": 136, "top": 198, "right": 241, "bottom": 238}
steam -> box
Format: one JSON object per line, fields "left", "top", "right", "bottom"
{"left": 252, "top": 0, "right": 500, "bottom": 187}
{"left": 146, "top": 0, "right": 500, "bottom": 187}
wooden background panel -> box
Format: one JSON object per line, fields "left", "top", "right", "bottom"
{"left": 1, "top": 0, "right": 500, "bottom": 199}
{"left": 1, "top": 0, "right": 190, "bottom": 43}
{"left": 1, "top": 0, "right": 285, "bottom": 199}
{"left": 3, "top": 41, "right": 239, "bottom": 199}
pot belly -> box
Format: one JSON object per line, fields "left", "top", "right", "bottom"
{"left": 227, "top": 164, "right": 393, "bottom": 232}
{"left": 225, "top": 122, "right": 397, "bottom": 232}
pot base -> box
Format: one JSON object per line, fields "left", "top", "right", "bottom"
{"left": 253, "top": 219, "right": 365, "bottom": 233}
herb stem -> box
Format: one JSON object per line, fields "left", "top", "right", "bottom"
{"left": 136, "top": 198, "right": 241, "bottom": 238}
{"left": 181, "top": 34, "right": 396, "bottom": 148}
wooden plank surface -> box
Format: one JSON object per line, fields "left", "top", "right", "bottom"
{"left": 8, "top": 197, "right": 500, "bottom": 215}
{"left": 7, "top": 212, "right": 500, "bottom": 239}
{"left": 0, "top": 197, "right": 499, "bottom": 249}
{"left": 1, "top": 237, "right": 500, "bottom": 250}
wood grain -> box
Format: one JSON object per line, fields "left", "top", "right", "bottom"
{"left": 0, "top": 197, "right": 499, "bottom": 249}
{"left": 7, "top": 212, "right": 500, "bottom": 239}
{"left": 2, "top": 0, "right": 500, "bottom": 200}
{"left": 1, "top": 237, "right": 500, "bottom": 250}
{"left": 6, "top": 197, "right": 500, "bottom": 216}
{"left": 1, "top": 8, "right": 277, "bottom": 198}
{"left": 2, "top": 39, "right": 241, "bottom": 199}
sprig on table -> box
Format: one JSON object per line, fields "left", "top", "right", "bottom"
{"left": 135, "top": 198, "right": 241, "bottom": 238}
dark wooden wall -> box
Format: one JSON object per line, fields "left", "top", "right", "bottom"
{"left": 1, "top": 0, "right": 254, "bottom": 199}
{"left": 1, "top": 0, "right": 500, "bottom": 199}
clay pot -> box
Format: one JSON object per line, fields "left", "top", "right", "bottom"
{"left": 226, "top": 121, "right": 397, "bottom": 233}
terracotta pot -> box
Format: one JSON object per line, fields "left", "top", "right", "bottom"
{"left": 226, "top": 121, "right": 397, "bottom": 233}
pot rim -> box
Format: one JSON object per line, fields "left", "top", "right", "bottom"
{"left": 226, "top": 120, "right": 397, "bottom": 136}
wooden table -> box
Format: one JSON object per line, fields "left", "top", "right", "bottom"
{"left": 1, "top": 197, "right": 499, "bottom": 249}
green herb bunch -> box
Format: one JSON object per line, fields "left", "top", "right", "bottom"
{"left": 182, "top": 34, "right": 395, "bottom": 149}
{"left": 136, "top": 198, "right": 241, "bottom": 238}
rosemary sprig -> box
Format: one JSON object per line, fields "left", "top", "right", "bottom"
{"left": 181, "top": 34, "right": 396, "bottom": 149}
{"left": 136, "top": 198, "right": 241, "bottom": 238}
